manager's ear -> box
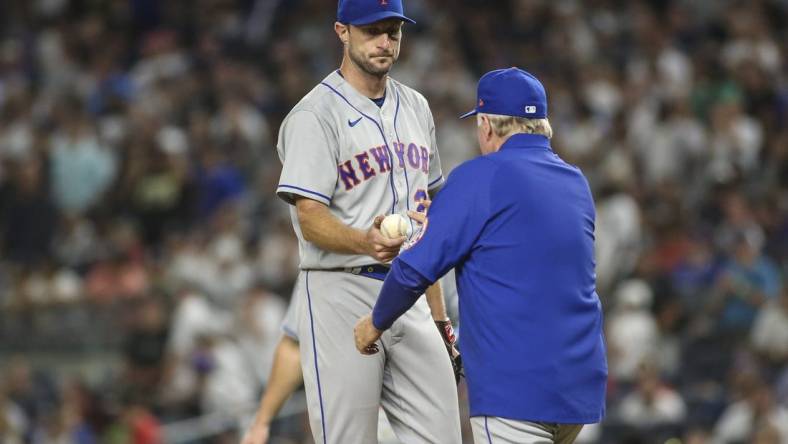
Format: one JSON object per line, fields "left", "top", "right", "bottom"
{"left": 335, "top": 22, "right": 349, "bottom": 45}
{"left": 479, "top": 115, "right": 493, "bottom": 142}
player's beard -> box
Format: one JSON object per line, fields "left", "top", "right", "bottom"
{"left": 348, "top": 43, "right": 398, "bottom": 78}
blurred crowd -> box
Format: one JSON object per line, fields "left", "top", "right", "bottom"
{"left": 0, "top": 0, "right": 786, "bottom": 443}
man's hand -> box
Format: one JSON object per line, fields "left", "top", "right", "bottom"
{"left": 365, "top": 215, "right": 406, "bottom": 263}
{"left": 408, "top": 198, "right": 431, "bottom": 225}
{"left": 354, "top": 314, "right": 382, "bottom": 355}
{"left": 240, "top": 419, "right": 270, "bottom": 444}
{"left": 406, "top": 199, "right": 431, "bottom": 247}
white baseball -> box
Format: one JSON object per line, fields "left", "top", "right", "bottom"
{"left": 380, "top": 214, "right": 412, "bottom": 239}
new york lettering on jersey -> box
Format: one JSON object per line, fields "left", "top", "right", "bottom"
{"left": 320, "top": 70, "right": 441, "bottom": 216}
{"left": 337, "top": 141, "right": 430, "bottom": 191}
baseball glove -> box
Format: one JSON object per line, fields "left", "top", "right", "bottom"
{"left": 435, "top": 319, "right": 463, "bottom": 384}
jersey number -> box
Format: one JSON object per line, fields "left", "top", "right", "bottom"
{"left": 414, "top": 189, "right": 427, "bottom": 213}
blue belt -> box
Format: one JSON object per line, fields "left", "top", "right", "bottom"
{"left": 333, "top": 264, "right": 390, "bottom": 281}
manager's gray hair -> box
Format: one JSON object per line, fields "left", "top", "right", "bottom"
{"left": 477, "top": 113, "right": 553, "bottom": 139}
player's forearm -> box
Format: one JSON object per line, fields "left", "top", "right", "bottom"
{"left": 425, "top": 282, "right": 448, "bottom": 321}
{"left": 254, "top": 336, "right": 303, "bottom": 424}
{"left": 296, "top": 198, "right": 367, "bottom": 255}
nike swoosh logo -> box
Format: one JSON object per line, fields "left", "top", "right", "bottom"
{"left": 348, "top": 117, "right": 363, "bottom": 127}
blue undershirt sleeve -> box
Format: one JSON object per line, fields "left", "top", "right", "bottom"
{"left": 371, "top": 259, "right": 433, "bottom": 330}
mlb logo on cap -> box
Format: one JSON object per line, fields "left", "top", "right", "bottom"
{"left": 460, "top": 67, "right": 548, "bottom": 120}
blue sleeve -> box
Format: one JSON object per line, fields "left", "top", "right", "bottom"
{"left": 398, "top": 159, "right": 494, "bottom": 281}
{"left": 372, "top": 259, "right": 433, "bottom": 330}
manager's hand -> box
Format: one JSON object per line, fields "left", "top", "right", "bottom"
{"left": 354, "top": 314, "right": 382, "bottom": 355}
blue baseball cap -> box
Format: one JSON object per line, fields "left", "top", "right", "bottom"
{"left": 337, "top": 0, "right": 415, "bottom": 26}
{"left": 460, "top": 67, "right": 547, "bottom": 119}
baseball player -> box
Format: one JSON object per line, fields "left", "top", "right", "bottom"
{"left": 274, "top": 0, "right": 462, "bottom": 443}
{"left": 355, "top": 68, "right": 608, "bottom": 444}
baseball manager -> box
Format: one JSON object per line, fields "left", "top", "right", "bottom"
{"left": 355, "top": 67, "right": 608, "bottom": 444}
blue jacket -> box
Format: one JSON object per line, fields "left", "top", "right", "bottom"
{"left": 373, "top": 133, "right": 607, "bottom": 423}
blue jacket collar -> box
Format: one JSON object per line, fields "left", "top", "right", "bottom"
{"left": 500, "top": 133, "right": 552, "bottom": 151}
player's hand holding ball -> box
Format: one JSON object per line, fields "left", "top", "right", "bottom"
{"left": 380, "top": 213, "right": 413, "bottom": 239}
{"left": 365, "top": 215, "right": 407, "bottom": 263}
{"left": 365, "top": 201, "right": 429, "bottom": 262}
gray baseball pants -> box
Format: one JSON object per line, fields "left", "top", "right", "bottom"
{"left": 471, "top": 416, "right": 584, "bottom": 444}
{"left": 296, "top": 269, "right": 462, "bottom": 444}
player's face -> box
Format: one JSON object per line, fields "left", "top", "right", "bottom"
{"left": 347, "top": 19, "right": 403, "bottom": 77}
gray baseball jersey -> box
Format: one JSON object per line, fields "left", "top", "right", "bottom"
{"left": 275, "top": 70, "right": 461, "bottom": 444}
{"left": 276, "top": 70, "right": 444, "bottom": 269}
